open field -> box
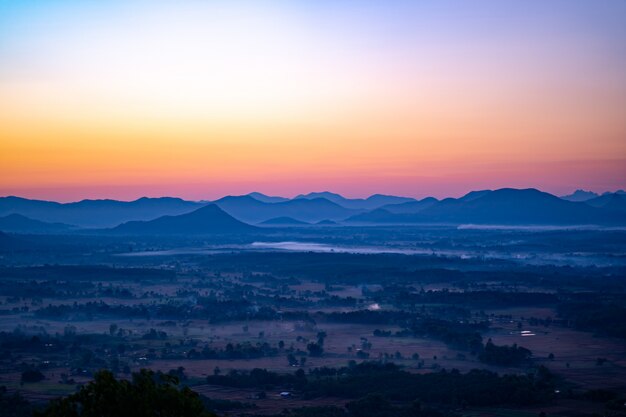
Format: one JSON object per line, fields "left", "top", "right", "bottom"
{"left": 1, "top": 227, "right": 626, "bottom": 416}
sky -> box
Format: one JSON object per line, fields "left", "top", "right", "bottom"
{"left": 1, "top": 0, "right": 625, "bottom": 201}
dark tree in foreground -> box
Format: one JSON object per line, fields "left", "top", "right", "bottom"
{"left": 35, "top": 369, "right": 216, "bottom": 417}
{"left": 0, "top": 386, "right": 32, "bottom": 417}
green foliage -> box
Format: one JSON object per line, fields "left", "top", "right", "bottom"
{"left": 35, "top": 369, "right": 216, "bottom": 417}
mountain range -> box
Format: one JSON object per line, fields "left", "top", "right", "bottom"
{"left": 0, "top": 214, "right": 75, "bottom": 233}
{"left": 377, "top": 197, "right": 439, "bottom": 214}
{"left": 0, "top": 196, "right": 203, "bottom": 228}
{"left": 560, "top": 189, "right": 626, "bottom": 202}
{"left": 1, "top": 188, "right": 625, "bottom": 234}
{"left": 293, "top": 191, "right": 415, "bottom": 209}
{"left": 212, "top": 195, "right": 359, "bottom": 223}
{"left": 348, "top": 188, "right": 626, "bottom": 225}
{"left": 246, "top": 192, "right": 290, "bottom": 203}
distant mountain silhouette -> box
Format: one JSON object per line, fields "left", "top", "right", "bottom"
{"left": 6, "top": 188, "right": 626, "bottom": 229}
{"left": 213, "top": 195, "right": 358, "bottom": 223}
{"left": 294, "top": 191, "right": 415, "bottom": 209}
{"left": 260, "top": 216, "right": 310, "bottom": 225}
{"left": 246, "top": 192, "right": 290, "bottom": 203}
{"left": 112, "top": 204, "right": 257, "bottom": 235}
{"left": 603, "top": 189, "right": 626, "bottom": 196}
{"left": 316, "top": 219, "right": 337, "bottom": 225}
{"left": 364, "top": 194, "right": 417, "bottom": 207}
{"left": 560, "top": 189, "right": 600, "bottom": 202}
{"left": 347, "top": 208, "right": 396, "bottom": 223}
{"left": 585, "top": 193, "right": 626, "bottom": 212}
{"left": 294, "top": 191, "right": 345, "bottom": 201}
{"left": 458, "top": 190, "right": 491, "bottom": 202}
{"left": 347, "top": 188, "right": 626, "bottom": 225}
{"left": 0, "top": 214, "right": 75, "bottom": 233}
{"left": 0, "top": 196, "right": 204, "bottom": 228}
{"left": 379, "top": 197, "right": 439, "bottom": 214}
{"left": 427, "top": 188, "right": 614, "bottom": 224}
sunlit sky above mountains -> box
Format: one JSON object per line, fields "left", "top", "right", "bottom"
{"left": 1, "top": 0, "right": 625, "bottom": 201}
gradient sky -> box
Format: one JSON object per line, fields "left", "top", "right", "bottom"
{"left": 1, "top": 0, "right": 625, "bottom": 201}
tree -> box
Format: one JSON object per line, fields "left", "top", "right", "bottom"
{"left": 168, "top": 366, "right": 187, "bottom": 381}
{"left": 317, "top": 331, "right": 327, "bottom": 345}
{"left": 287, "top": 353, "right": 299, "bottom": 366}
{"left": 21, "top": 370, "right": 44, "bottom": 384}
{"left": 479, "top": 339, "right": 532, "bottom": 366}
{"left": 346, "top": 393, "right": 392, "bottom": 417}
{"left": 0, "top": 386, "right": 32, "bottom": 417}
{"left": 35, "top": 369, "right": 216, "bottom": 417}
{"left": 307, "top": 342, "right": 324, "bottom": 357}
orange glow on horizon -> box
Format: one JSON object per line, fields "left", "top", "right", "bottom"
{"left": 1, "top": 1, "right": 625, "bottom": 201}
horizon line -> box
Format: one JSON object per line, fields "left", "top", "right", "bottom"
{"left": 1, "top": 187, "right": 624, "bottom": 205}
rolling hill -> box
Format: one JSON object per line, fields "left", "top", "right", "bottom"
{"left": 0, "top": 214, "right": 76, "bottom": 233}
{"left": 112, "top": 204, "right": 258, "bottom": 235}
{"left": 316, "top": 219, "right": 337, "bottom": 225}
{"left": 260, "top": 216, "right": 310, "bottom": 225}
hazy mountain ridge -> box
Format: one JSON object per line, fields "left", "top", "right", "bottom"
{"left": 259, "top": 216, "right": 310, "bottom": 225}
{"left": 0, "top": 214, "right": 76, "bottom": 233}
{"left": 560, "top": 189, "right": 625, "bottom": 202}
{"left": 560, "top": 189, "right": 600, "bottom": 202}
{"left": 0, "top": 196, "right": 204, "bottom": 228}
{"left": 584, "top": 193, "right": 626, "bottom": 212}
{"left": 213, "top": 195, "right": 359, "bottom": 223}
{"left": 348, "top": 188, "right": 626, "bottom": 225}
{"left": 3, "top": 189, "right": 626, "bottom": 232}
{"left": 294, "top": 191, "right": 415, "bottom": 209}
{"left": 246, "top": 192, "right": 290, "bottom": 203}
{"left": 378, "top": 197, "right": 439, "bottom": 214}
